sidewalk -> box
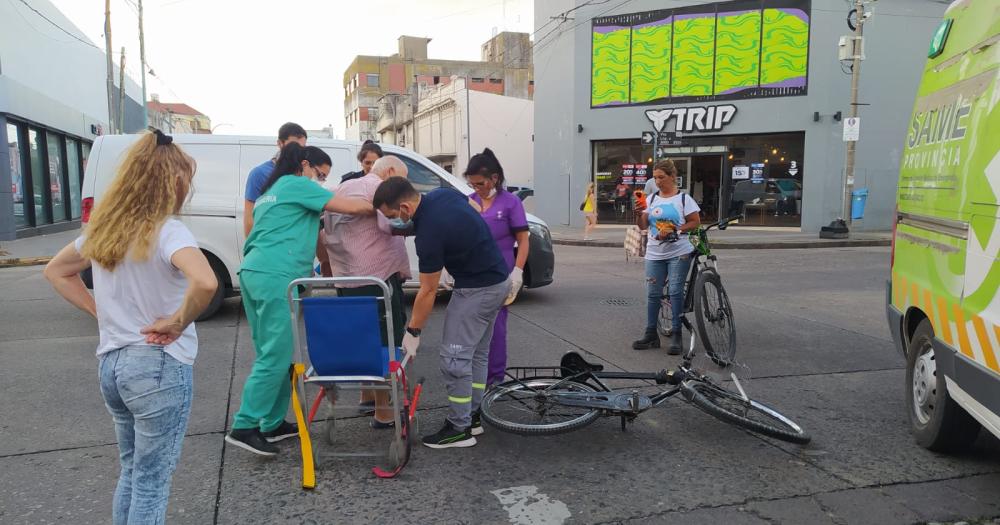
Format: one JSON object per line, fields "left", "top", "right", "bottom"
{"left": 0, "top": 229, "right": 79, "bottom": 267}
{"left": 550, "top": 224, "right": 891, "bottom": 249}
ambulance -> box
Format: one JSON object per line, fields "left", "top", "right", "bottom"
{"left": 887, "top": 0, "right": 1000, "bottom": 451}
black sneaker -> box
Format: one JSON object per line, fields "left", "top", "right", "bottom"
{"left": 261, "top": 421, "right": 298, "bottom": 443}
{"left": 225, "top": 428, "right": 279, "bottom": 456}
{"left": 422, "top": 420, "right": 476, "bottom": 449}
{"left": 470, "top": 412, "right": 484, "bottom": 436}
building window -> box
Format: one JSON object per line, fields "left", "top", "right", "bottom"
{"left": 529, "top": 80, "right": 535, "bottom": 85}
{"left": 47, "top": 132, "right": 67, "bottom": 222}
{"left": 471, "top": 77, "right": 484, "bottom": 83}
{"left": 66, "top": 139, "right": 82, "bottom": 219}
{"left": 489, "top": 78, "right": 503, "bottom": 84}
{"left": 7, "top": 123, "right": 28, "bottom": 227}
{"left": 366, "top": 73, "right": 379, "bottom": 87}
{"left": 28, "top": 129, "right": 50, "bottom": 225}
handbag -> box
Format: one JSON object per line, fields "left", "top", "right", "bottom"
{"left": 579, "top": 201, "right": 586, "bottom": 211}
{"left": 624, "top": 225, "right": 647, "bottom": 261}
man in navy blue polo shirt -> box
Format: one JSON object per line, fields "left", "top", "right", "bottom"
{"left": 373, "top": 177, "right": 509, "bottom": 449}
{"left": 242, "top": 122, "right": 308, "bottom": 237}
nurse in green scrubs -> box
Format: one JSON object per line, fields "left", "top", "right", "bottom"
{"left": 226, "top": 143, "right": 374, "bottom": 456}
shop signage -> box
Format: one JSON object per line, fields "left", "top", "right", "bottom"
{"left": 732, "top": 165, "right": 750, "bottom": 180}
{"left": 622, "top": 164, "right": 635, "bottom": 177}
{"left": 641, "top": 131, "right": 655, "bottom": 145}
{"left": 645, "top": 104, "right": 738, "bottom": 134}
{"left": 751, "top": 163, "right": 766, "bottom": 182}
{"left": 788, "top": 161, "right": 799, "bottom": 176}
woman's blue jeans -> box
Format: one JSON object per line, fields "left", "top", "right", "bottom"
{"left": 645, "top": 254, "right": 693, "bottom": 332}
{"left": 99, "top": 345, "right": 193, "bottom": 525}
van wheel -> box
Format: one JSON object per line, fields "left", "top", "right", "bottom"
{"left": 196, "top": 265, "right": 226, "bottom": 322}
{"left": 906, "top": 319, "right": 980, "bottom": 451}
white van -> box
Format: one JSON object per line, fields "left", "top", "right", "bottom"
{"left": 80, "top": 134, "right": 555, "bottom": 319}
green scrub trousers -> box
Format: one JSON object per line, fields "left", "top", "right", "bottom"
{"left": 232, "top": 269, "right": 299, "bottom": 432}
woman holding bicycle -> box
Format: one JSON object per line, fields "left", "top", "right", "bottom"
{"left": 633, "top": 159, "right": 700, "bottom": 354}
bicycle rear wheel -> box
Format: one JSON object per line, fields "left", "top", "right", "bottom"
{"left": 481, "top": 378, "right": 601, "bottom": 436}
{"left": 694, "top": 269, "right": 736, "bottom": 366}
{"left": 682, "top": 380, "right": 810, "bottom": 444}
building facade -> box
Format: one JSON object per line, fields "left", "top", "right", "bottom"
{"left": 1, "top": 0, "right": 143, "bottom": 240}
{"left": 147, "top": 95, "right": 211, "bottom": 134}
{"left": 398, "top": 77, "right": 533, "bottom": 187}
{"left": 343, "top": 33, "right": 533, "bottom": 142}
{"left": 533, "top": 0, "right": 948, "bottom": 232}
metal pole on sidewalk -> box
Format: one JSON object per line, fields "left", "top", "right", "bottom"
{"left": 842, "top": 0, "right": 866, "bottom": 230}
{"left": 118, "top": 47, "right": 126, "bottom": 133}
{"left": 104, "top": 0, "right": 115, "bottom": 134}
{"left": 138, "top": 0, "right": 149, "bottom": 130}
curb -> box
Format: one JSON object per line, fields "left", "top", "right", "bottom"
{"left": 552, "top": 239, "right": 890, "bottom": 249}
{"left": 0, "top": 256, "right": 53, "bottom": 268}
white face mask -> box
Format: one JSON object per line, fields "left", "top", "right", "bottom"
{"left": 487, "top": 187, "right": 497, "bottom": 199}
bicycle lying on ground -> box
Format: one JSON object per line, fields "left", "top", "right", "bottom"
{"left": 657, "top": 218, "right": 737, "bottom": 367}
{"left": 480, "top": 334, "right": 810, "bottom": 444}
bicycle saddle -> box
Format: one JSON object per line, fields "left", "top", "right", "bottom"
{"left": 560, "top": 352, "right": 604, "bottom": 376}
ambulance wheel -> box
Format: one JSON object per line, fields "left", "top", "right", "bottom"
{"left": 906, "top": 318, "right": 980, "bottom": 451}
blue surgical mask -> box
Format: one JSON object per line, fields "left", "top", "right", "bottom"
{"left": 389, "top": 218, "right": 413, "bottom": 230}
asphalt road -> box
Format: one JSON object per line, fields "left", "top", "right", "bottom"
{"left": 1, "top": 245, "right": 998, "bottom": 524}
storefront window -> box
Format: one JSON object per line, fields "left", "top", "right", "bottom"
{"left": 726, "top": 132, "right": 804, "bottom": 227}
{"left": 7, "top": 123, "right": 28, "bottom": 227}
{"left": 47, "top": 132, "right": 66, "bottom": 222}
{"left": 592, "top": 140, "right": 654, "bottom": 223}
{"left": 67, "top": 139, "right": 82, "bottom": 219}
{"left": 28, "top": 129, "right": 50, "bottom": 225}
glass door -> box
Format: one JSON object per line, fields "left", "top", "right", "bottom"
{"left": 665, "top": 156, "right": 691, "bottom": 191}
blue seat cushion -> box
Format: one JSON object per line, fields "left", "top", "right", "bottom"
{"left": 301, "top": 296, "right": 402, "bottom": 378}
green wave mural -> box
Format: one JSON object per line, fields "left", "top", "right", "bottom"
{"left": 715, "top": 11, "right": 763, "bottom": 94}
{"left": 592, "top": 28, "right": 631, "bottom": 106}
{"left": 671, "top": 16, "right": 716, "bottom": 97}
{"left": 630, "top": 22, "right": 672, "bottom": 103}
{"left": 761, "top": 9, "right": 810, "bottom": 87}
{"left": 590, "top": 1, "right": 810, "bottom": 107}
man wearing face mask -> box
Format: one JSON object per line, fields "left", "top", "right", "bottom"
{"left": 373, "top": 177, "right": 509, "bottom": 449}
{"left": 322, "top": 156, "right": 411, "bottom": 427}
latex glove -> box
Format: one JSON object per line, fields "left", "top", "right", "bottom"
{"left": 402, "top": 332, "right": 420, "bottom": 360}
{"left": 505, "top": 267, "right": 524, "bottom": 306}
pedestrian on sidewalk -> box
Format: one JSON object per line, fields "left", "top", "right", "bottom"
{"left": 582, "top": 182, "right": 597, "bottom": 240}
{"left": 322, "top": 155, "right": 411, "bottom": 428}
{"left": 44, "top": 130, "right": 219, "bottom": 525}
{"left": 464, "top": 148, "right": 529, "bottom": 388}
{"left": 339, "top": 139, "right": 384, "bottom": 185}
{"left": 632, "top": 159, "right": 700, "bottom": 354}
{"left": 373, "top": 177, "right": 509, "bottom": 449}
{"left": 227, "top": 143, "right": 374, "bottom": 457}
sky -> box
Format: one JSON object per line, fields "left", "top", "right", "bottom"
{"left": 49, "top": 0, "right": 534, "bottom": 136}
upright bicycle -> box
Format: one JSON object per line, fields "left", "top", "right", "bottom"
{"left": 658, "top": 218, "right": 737, "bottom": 367}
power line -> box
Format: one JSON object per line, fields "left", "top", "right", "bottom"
{"left": 11, "top": 0, "right": 100, "bottom": 49}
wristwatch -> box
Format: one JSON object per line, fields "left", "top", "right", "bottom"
{"left": 406, "top": 327, "right": 422, "bottom": 337}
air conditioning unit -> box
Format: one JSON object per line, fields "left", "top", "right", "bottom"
{"left": 838, "top": 36, "right": 865, "bottom": 61}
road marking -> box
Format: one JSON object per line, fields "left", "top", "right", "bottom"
{"left": 492, "top": 485, "right": 571, "bottom": 525}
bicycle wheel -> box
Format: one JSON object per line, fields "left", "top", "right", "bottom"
{"left": 657, "top": 297, "right": 673, "bottom": 336}
{"left": 694, "top": 269, "right": 736, "bottom": 366}
{"left": 682, "top": 380, "right": 810, "bottom": 444}
{"left": 480, "top": 378, "right": 602, "bottom": 436}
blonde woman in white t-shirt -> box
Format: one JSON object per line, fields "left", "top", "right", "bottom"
{"left": 44, "top": 130, "right": 217, "bottom": 525}
{"left": 632, "top": 159, "right": 701, "bottom": 354}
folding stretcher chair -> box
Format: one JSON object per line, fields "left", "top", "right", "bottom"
{"left": 287, "top": 277, "right": 423, "bottom": 487}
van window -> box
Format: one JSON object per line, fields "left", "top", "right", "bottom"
{"left": 396, "top": 154, "right": 447, "bottom": 194}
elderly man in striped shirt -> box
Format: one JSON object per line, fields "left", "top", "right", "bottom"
{"left": 322, "top": 155, "right": 411, "bottom": 428}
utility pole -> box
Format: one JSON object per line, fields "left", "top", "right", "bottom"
{"left": 138, "top": 0, "right": 149, "bottom": 130}
{"left": 842, "top": 0, "right": 866, "bottom": 229}
{"left": 118, "top": 47, "right": 126, "bottom": 133}
{"left": 104, "top": 0, "right": 115, "bottom": 134}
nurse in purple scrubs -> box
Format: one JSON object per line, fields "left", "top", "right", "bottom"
{"left": 465, "top": 148, "right": 530, "bottom": 387}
